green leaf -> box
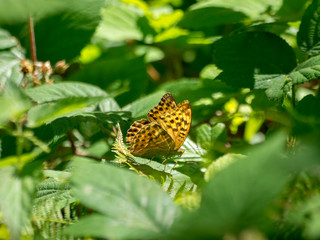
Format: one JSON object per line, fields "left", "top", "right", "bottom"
{"left": 0, "top": 29, "right": 18, "bottom": 49}
{"left": 27, "top": 96, "right": 107, "bottom": 128}
{"left": 0, "top": 81, "right": 31, "bottom": 125}
{"left": 0, "top": 49, "right": 24, "bottom": 87}
{"left": 196, "top": 124, "right": 212, "bottom": 149}
{"left": 0, "top": 0, "right": 66, "bottom": 24}
{"left": 124, "top": 91, "right": 166, "bottom": 119}
{"left": 0, "top": 148, "right": 42, "bottom": 168}
{"left": 131, "top": 155, "right": 197, "bottom": 198}
{"left": 66, "top": 157, "right": 179, "bottom": 239}
{"left": 171, "top": 132, "right": 305, "bottom": 238}
{"left": 296, "top": 94, "right": 320, "bottom": 119}
{"left": 293, "top": 94, "right": 320, "bottom": 140}
{"left": 200, "top": 64, "right": 222, "bottom": 79}
{"left": 255, "top": 75, "right": 291, "bottom": 101}
{"left": 158, "top": 78, "right": 236, "bottom": 103}
{"left": 187, "top": 0, "right": 283, "bottom": 20}
{"left": 98, "top": 98, "right": 120, "bottom": 112}
{"left": 286, "top": 194, "right": 320, "bottom": 239}
{"left": 297, "top": 0, "right": 320, "bottom": 56}
{"left": 204, "top": 153, "right": 245, "bottom": 181}
{"left": 32, "top": 175, "right": 75, "bottom": 239}
{"left": 288, "top": 55, "right": 320, "bottom": 84}
{"left": 276, "top": 0, "right": 307, "bottom": 21}
{"left": 178, "top": 6, "right": 247, "bottom": 35}
{"left": 244, "top": 112, "right": 265, "bottom": 142}
{"left": 25, "top": 82, "right": 108, "bottom": 104}
{"left": 196, "top": 123, "right": 226, "bottom": 150}
{"left": 4, "top": 0, "right": 105, "bottom": 63}
{"left": 0, "top": 167, "right": 38, "bottom": 240}
{"left": 213, "top": 31, "right": 297, "bottom": 88}
{"left": 134, "top": 46, "right": 165, "bottom": 63}
{"left": 41, "top": 111, "right": 130, "bottom": 138}
{"left": 94, "top": 4, "right": 149, "bottom": 42}
{"left": 70, "top": 48, "right": 148, "bottom": 106}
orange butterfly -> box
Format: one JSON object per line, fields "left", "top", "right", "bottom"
{"left": 126, "top": 93, "right": 192, "bottom": 158}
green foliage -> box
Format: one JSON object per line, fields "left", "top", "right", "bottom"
{"left": 32, "top": 172, "right": 76, "bottom": 239}
{"left": 1, "top": 0, "right": 320, "bottom": 239}
{"left": 65, "top": 157, "right": 179, "bottom": 239}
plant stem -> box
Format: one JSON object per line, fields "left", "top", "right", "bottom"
{"left": 28, "top": 16, "right": 37, "bottom": 67}
{"left": 291, "top": 84, "right": 296, "bottom": 108}
{"left": 16, "top": 122, "right": 23, "bottom": 170}
{"left": 28, "top": 16, "right": 38, "bottom": 84}
{"left": 67, "top": 131, "right": 77, "bottom": 154}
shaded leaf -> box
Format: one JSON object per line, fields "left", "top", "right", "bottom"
{"left": 170, "top": 132, "right": 307, "bottom": 239}
{"left": 4, "top": 0, "right": 105, "bottom": 63}
{"left": 178, "top": 7, "right": 247, "bottom": 35}
{"left": 297, "top": 0, "right": 320, "bottom": 56}
{"left": 70, "top": 49, "right": 148, "bottom": 106}
{"left": 276, "top": 0, "right": 307, "bottom": 21}
{"left": 213, "top": 31, "right": 296, "bottom": 88}
{"left": 286, "top": 194, "right": 320, "bottom": 239}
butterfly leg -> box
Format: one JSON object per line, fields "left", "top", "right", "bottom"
{"left": 159, "top": 158, "right": 168, "bottom": 172}
{"left": 145, "top": 158, "right": 153, "bottom": 165}
{"left": 168, "top": 159, "right": 178, "bottom": 174}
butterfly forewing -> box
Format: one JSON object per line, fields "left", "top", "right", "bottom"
{"left": 126, "top": 119, "right": 150, "bottom": 144}
{"left": 148, "top": 93, "right": 177, "bottom": 123}
{"left": 128, "top": 122, "right": 175, "bottom": 158}
{"left": 157, "top": 100, "right": 192, "bottom": 150}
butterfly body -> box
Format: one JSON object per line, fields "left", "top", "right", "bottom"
{"left": 126, "top": 93, "right": 191, "bottom": 158}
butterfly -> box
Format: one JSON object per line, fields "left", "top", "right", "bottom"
{"left": 126, "top": 93, "right": 192, "bottom": 158}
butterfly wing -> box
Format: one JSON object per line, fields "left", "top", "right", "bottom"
{"left": 126, "top": 119, "right": 150, "bottom": 144}
{"left": 157, "top": 100, "right": 192, "bottom": 150}
{"left": 148, "top": 93, "right": 177, "bottom": 123}
{"left": 128, "top": 122, "right": 175, "bottom": 158}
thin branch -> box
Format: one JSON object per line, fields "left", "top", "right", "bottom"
{"left": 67, "top": 131, "right": 77, "bottom": 154}
{"left": 67, "top": 131, "right": 111, "bottom": 162}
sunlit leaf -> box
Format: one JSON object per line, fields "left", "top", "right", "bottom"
{"left": 25, "top": 82, "right": 108, "bottom": 104}
{"left": 27, "top": 96, "right": 107, "bottom": 128}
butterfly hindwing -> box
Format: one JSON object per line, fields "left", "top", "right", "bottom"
{"left": 128, "top": 122, "right": 175, "bottom": 158}
{"left": 157, "top": 100, "right": 192, "bottom": 150}
{"left": 126, "top": 119, "right": 150, "bottom": 144}
{"left": 148, "top": 93, "right": 177, "bottom": 123}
